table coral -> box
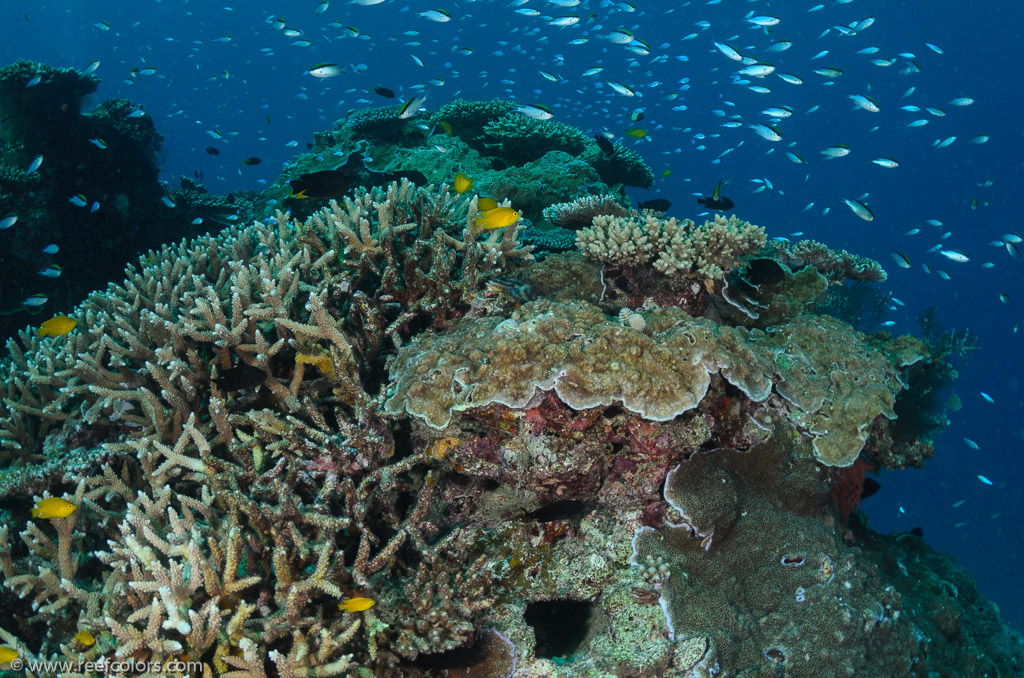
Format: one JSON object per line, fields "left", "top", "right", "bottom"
{"left": 541, "top": 194, "right": 633, "bottom": 230}
{"left": 386, "top": 297, "right": 927, "bottom": 468}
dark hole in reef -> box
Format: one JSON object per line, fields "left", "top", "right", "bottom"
{"left": 410, "top": 628, "right": 514, "bottom": 675}
{"left": 405, "top": 313, "right": 434, "bottom": 340}
{"left": 410, "top": 642, "right": 479, "bottom": 671}
{"left": 601, "top": 405, "right": 624, "bottom": 419}
{"left": 362, "top": 361, "right": 386, "bottom": 396}
{"left": 526, "top": 499, "right": 586, "bottom": 523}
{"left": 391, "top": 418, "right": 414, "bottom": 460}
{"left": 525, "top": 600, "right": 593, "bottom": 659}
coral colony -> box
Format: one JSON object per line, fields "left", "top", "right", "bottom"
{"left": 1, "top": 79, "right": 1022, "bottom": 676}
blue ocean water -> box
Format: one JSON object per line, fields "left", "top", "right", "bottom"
{"left": 2, "top": 0, "right": 1020, "bottom": 631}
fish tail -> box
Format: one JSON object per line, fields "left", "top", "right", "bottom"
{"left": 30, "top": 508, "right": 40, "bottom": 518}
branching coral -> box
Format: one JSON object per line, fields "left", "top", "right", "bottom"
{"left": 0, "top": 406, "right": 500, "bottom": 673}
{"left": 0, "top": 178, "right": 538, "bottom": 670}
{"left": 577, "top": 212, "right": 766, "bottom": 279}
{"left": 0, "top": 180, "right": 532, "bottom": 470}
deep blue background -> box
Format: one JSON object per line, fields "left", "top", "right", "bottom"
{"left": 2, "top": 0, "right": 1021, "bottom": 630}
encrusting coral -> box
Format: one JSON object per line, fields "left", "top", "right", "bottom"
{"left": 0, "top": 146, "right": 1018, "bottom": 674}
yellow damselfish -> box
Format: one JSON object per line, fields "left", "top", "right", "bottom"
{"left": 454, "top": 172, "right": 473, "bottom": 194}
{"left": 625, "top": 128, "right": 648, "bottom": 138}
{"left": 0, "top": 647, "right": 18, "bottom": 664}
{"left": 476, "top": 207, "right": 521, "bottom": 230}
{"left": 74, "top": 631, "right": 95, "bottom": 647}
{"left": 477, "top": 196, "right": 498, "bottom": 211}
{"left": 338, "top": 597, "right": 376, "bottom": 612}
{"left": 31, "top": 497, "right": 77, "bottom": 519}
{"left": 38, "top": 315, "right": 76, "bottom": 338}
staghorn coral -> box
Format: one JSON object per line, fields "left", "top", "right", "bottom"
{"left": 0, "top": 179, "right": 544, "bottom": 675}
{"left": 0, "top": 411, "right": 498, "bottom": 674}
{"left": 577, "top": 212, "right": 766, "bottom": 280}
{"left": 0, "top": 179, "right": 532, "bottom": 470}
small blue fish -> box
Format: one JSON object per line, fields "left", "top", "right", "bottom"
{"left": 22, "top": 294, "right": 48, "bottom": 307}
{"left": 69, "top": 194, "right": 88, "bottom": 207}
{"left": 89, "top": 138, "right": 108, "bottom": 149}
{"left": 978, "top": 475, "right": 993, "bottom": 486}
{"left": 41, "top": 243, "right": 59, "bottom": 254}
{"left": 25, "top": 155, "right": 43, "bottom": 176}
{"left": 0, "top": 213, "right": 16, "bottom": 230}
{"left": 37, "top": 265, "right": 62, "bottom": 278}
{"left": 126, "top": 109, "right": 147, "bottom": 119}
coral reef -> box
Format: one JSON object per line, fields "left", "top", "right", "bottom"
{"left": 384, "top": 298, "right": 924, "bottom": 469}
{"left": 0, "top": 128, "right": 1015, "bottom": 677}
{"left": 631, "top": 422, "right": 1023, "bottom": 678}
{"left": 263, "top": 99, "right": 656, "bottom": 228}
{"left": 541, "top": 194, "right": 632, "bottom": 230}
{"left": 577, "top": 212, "right": 767, "bottom": 280}
{"left": 0, "top": 60, "right": 253, "bottom": 345}
{"left": 766, "top": 238, "right": 888, "bottom": 284}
